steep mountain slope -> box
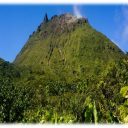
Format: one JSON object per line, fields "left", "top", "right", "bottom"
{"left": 14, "top": 13, "right": 124, "bottom": 82}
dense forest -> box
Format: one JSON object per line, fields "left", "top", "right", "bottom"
{"left": 0, "top": 14, "right": 128, "bottom": 123}
{"left": 0, "top": 56, "right": 128, "bottom": 123}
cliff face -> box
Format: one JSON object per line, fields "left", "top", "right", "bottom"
{"left": 14, "top": 13, "right": 124, "bottom": 82}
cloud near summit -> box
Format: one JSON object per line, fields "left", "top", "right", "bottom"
{"left": 73, "top": 5, "right": 82, "bottom": 18}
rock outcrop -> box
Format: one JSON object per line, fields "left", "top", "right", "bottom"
{"left": 43, "top": 13, "right": 49, "bottom": 23}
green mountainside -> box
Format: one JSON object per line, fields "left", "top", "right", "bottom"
{"left": 0, "top": 14, "right": 128, "bottom": 123}
{"left": 14, "top": 13, "right": 124, "bottom": 82}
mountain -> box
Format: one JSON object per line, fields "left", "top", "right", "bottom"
{"left": 1, "top": 13, "right": 128, "bottom": 123}
{"left": 14, "top": 13, "right": 124, "bottom": 82}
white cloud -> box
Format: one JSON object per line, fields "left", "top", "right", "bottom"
{"left": 122, "top": 25, "right": 128, "bottom": 42}
{"left": 114, "top": 6, "right": 128, "bottom": 52}
{"left": 121, "top": 6, "right": 128, "bottom": 43}
{"left": 73, "top": 5, "right": 82, "bottom": 18}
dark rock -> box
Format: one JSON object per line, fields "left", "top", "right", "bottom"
{"left": 43, "top": 13, "right": 49, "bottom": 23}
{"left": 51, "top": 15, "right": 58, "bottom": 20}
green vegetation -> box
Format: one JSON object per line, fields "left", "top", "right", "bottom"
{"left": 0, "top": 14, "right": 128, "bottom": 123}
{"left": 0, "top": 58, "right": 128, "bottom": 123}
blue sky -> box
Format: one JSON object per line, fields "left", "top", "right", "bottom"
{"left": 0, "top": 5, "right": 127, "bottom": 62}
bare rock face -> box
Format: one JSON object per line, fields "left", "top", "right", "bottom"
{"left": 59, "top": 13, "right": 78, "bottom": 24}
{"left": 37, "top": 13, "right": 88, "bottom": 38}
{"left": 51, "top": 13, "right": 88, "bottom": 25}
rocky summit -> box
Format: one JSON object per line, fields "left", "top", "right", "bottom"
{"left": 38, "top": 13, "right": 88, "bottom": 37}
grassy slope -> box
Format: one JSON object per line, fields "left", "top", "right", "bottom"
{"left": 14, "top": 22, "right": 124, "bottom": 82}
